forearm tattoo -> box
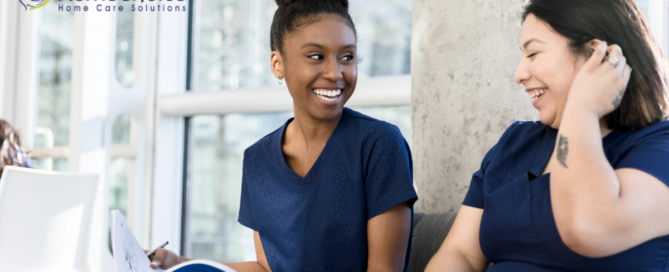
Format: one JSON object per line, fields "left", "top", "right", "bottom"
{"left": 612, "top": 90, "right": 624, "bottom": 109}
{"left": 557, "top": 134, "right": 569, "bottom": 169}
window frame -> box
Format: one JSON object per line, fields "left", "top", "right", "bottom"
{"left": 0, "top": 1, "right": 41, "bottom": 148}
{"left": 1, "top": 2, "right": 165, "bottom": 270}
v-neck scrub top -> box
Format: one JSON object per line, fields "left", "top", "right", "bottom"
{"left": 463, "top": 120, "right": 669, "bottom": 272}
{"left": 238, "top": 108, "right": 418, "bottom": 271}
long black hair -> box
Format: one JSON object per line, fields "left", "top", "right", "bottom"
{"left": 270, "top": 0, "right": 357, "bottom": 54}
{"left": 523, "top": 0, "right": 669, "bottom": 130}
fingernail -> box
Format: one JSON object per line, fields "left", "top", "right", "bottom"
{"left": 151, "top": 261, "right": 159, "bottom": 266}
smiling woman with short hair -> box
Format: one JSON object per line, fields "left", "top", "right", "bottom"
{"left": 148, "top": 0, "right": 418, "bottom": 271}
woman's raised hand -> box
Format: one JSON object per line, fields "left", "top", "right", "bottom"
{"left": 146, "top": 248, "right": 182, "bottom": 269}
{"left": 567, "top": 39, "right": 633, "bottom": 118}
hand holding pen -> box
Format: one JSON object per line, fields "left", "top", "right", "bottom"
{"left": 146, "top": 241, "right": 192, "bottom": 269}
{"left": 146, "top": 241, "right": 169, "bottom": 257}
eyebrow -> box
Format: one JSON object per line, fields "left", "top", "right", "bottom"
{"left": 300, "top": 42, "right": 357, "bottom": 50}
{"left": 522, "top": 38, "right": 545, "bottom": 50}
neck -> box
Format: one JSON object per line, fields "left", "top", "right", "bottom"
{"left": 287, "top": 105, "right": 342, "bottom": 148}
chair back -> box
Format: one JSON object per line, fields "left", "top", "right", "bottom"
{"left": 409, "top": 212, "right": 458, "bottom": 272}
{"left": 0, "top": 166, "right": 99, "bottom": 271}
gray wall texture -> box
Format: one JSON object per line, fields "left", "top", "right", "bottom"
{"left": 412, "top": 0, "right": 534, "bottom": 213}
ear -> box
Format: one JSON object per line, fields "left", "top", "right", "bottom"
{"left": 586, "top": 39, "right": 603, "bottom": 57}
{"left": 270, "top": 51, "right": 284, "bottom": 80}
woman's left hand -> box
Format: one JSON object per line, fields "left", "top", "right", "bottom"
{"left": 567, "top": 39, "right": 633, "bottom": 118}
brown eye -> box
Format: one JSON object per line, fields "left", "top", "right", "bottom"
{"left": 308, "top": 54, "right": 323, "bottom": 60}
{"left": 341, "top": 55, "right": 354, "bottom": 61}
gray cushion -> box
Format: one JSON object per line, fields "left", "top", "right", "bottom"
{"left": 409, "top": 212, "right": 458, "bottom": 272}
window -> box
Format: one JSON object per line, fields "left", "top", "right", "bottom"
{"left": 188, "top": 112, "right": 292, "bottom": 260}
{"left": 28, "top": 1, "right": 141, "bottom": 260}
{"left": 109, "top": 113, "right": 136, "bottom": 217}
{"left": 179, "top": 0, "right": 413, "bottom": 262}
{"left": 349, "top": 0, "right": 412, "bottom": 78}
{"left": 190, "top": 0, "right": 277, "bottom": 91}
{"left": 115, "top": 0, "right": 136, "bottom": 87}
{"left": 31, "top": 2, "right": 76, "bottom": 171}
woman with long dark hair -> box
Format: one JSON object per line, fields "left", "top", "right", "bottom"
{"left": 149, "top": 0, "right": 418, "bottom": 271}
{"left": 427, "top": 0, "right": 669, "bottom": 271}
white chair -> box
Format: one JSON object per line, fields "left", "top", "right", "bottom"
{"left": 0, "top": 166, "right": 99, "bottom": 272}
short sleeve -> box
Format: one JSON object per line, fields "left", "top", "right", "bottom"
{"left": 462, "top": 122, "right": 519, "bottom": 209}
{"left": 362, "top": 122, "right": 418, "bottom": 220}
{"left": 238, "top": 151, "right": 257, "bottom": 230}
{"left": 616, "top": 133, "right": 669, "bottom": 186}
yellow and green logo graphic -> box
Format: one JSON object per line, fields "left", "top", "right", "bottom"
{"left": 19, "top": 0, "right": 51, "bottom": 11}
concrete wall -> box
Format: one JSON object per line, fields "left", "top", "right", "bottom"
{"left": 411, "top": 0, "right": 534, "bottom": 213}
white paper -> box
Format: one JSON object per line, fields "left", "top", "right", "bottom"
{"left": 112, "top": 210, "right": 164, "bottom": 272}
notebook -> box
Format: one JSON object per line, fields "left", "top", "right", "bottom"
{"left": 111, "top": 210, "right": 237, "bottom": 272}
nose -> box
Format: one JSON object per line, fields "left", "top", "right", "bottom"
{"left": 514, "top": 59, "right": 530, "bottom": 84}
{"left": 322, "top": 57, "right": 343, "bottom": 82}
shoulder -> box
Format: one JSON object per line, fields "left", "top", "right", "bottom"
{"left": 612, "top": 120, "right": 669, "bottom": 186}
{"left": 342, "top": 107, "right": 383, "bottom": 124}
{"left": 495, "top": 120, "right": 548, "bottom": 146}
{"left": 625, "top": 120, "right": 669, "bottom": 143}
{"left": 365, "top": 121, "right": 404, "bottom": 142}
{"left": 341, "top": 108, "right": 405, "bottom": 142}
{"left": 610, "top": 120, "right": 669, "bottom": 160}
{"left": 480, "top": 120, "right": 550, "bottom": 166}
{"left": 503, "top": 120, "right": 546, "bottom": 136}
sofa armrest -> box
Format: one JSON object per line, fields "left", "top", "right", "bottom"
{"left": 409, "top": 212, "right": 458, "bottom": 272}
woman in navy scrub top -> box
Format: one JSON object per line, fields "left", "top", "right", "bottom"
{"left": 426, "top": 0, "right": 669, "bottom": 272}
{"left": 148, "top": 0, "right": 418, "bottom": 271}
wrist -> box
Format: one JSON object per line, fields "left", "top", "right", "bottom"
{"left": 564, "top": 99, "right": 601, "bottom": 120}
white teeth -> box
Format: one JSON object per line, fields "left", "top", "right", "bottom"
{"left": 313, "top": 88, "right": 342, "bottom": 99}
{"left": 529, "top": 89, "right": 546, "bottom": 99}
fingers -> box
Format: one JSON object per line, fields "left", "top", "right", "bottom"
{"left": 587, "top": 39, "right": 608, "bottom": 69}
{"left": 623, "top": 64, "right": 633, "bottom": 82}
{"left": 605, "top": 44, "right": 627, "bottom": 75}
{"left": 606, "top": 44, "right": 623, "bottom": 60}
{"left": 149, "top": 248, "right": 167, "bottom": 268}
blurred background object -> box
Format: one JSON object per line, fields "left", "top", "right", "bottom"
{"left": 0, "top": 119, "right": 31, "bottom": 177}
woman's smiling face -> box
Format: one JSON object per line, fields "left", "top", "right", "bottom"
{"left": 515, "top": 14, "right": 589, "bottom": 128}
{"left": 272, "top": 14, "right": 358, "bottom": 121}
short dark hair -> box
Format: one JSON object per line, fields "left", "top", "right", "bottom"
{"left": 523, "top": 0, "right": 669, "bottom": 131}
{"left": 270, "top": 0, "right": 357, "bottom": 54}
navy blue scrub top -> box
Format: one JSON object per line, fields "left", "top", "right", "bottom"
{"left": 463, "top": 120, "right": 669, "bottom": 272}
{"left": 238, "top": 108, "right": 418, "bottom": 271}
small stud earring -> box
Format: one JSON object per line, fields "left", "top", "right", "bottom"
{"left": 278, "top": 78, "right": 283, "bottom": 85}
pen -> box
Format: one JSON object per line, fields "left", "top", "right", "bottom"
{"left": 146, "top": 241, "right": 169, "bottom": 257}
